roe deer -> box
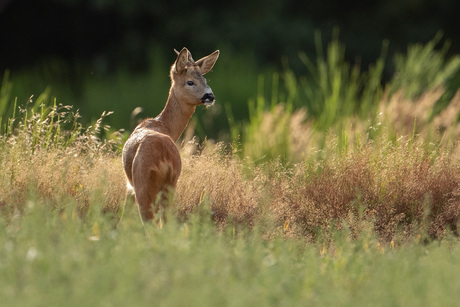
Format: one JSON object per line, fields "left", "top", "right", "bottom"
{"left": 122, "top": 47, "right": 219, "bottom": 222}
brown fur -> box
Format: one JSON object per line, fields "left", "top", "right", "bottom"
{"left": 122, "top": 47, "right": 219, "bottom": 221}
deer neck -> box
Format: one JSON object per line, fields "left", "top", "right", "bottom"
{"left": 156, "top": 88, "right": 196, "bottom": 141}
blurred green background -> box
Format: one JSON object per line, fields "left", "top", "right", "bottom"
{"left": 1, "top": 0, "right": 459, "bottom": 140}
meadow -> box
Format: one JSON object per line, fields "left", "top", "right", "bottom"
{"left": 1, "top": 35, "right": 460, "bottom": 305}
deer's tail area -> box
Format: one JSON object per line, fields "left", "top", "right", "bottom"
{"left": 131, "top": 133, "right": 182, "bottom": 221}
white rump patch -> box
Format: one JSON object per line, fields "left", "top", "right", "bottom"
{"left": 126, "top": 181, "right": 135, "bottom": 195}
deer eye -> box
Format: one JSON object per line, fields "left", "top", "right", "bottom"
{"left": 186, "top": 81, "right": 195, "bottom": 86}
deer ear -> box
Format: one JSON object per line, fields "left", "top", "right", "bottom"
{"left": 195, "top": 50, "right": 220, "bottom": 75}
{"left": 174, "top": 47, "right": 189, "bottom": 73}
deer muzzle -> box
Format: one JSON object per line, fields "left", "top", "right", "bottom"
{"left": 201, "top": 92, "right": 215, "bottom": 106}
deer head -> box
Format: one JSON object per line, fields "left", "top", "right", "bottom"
{"left": 171, "top": 47, "right": 220, "bottom": 106}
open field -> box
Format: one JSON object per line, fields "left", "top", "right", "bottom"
{"left": 2, "top": 200, "right": 460, "bottom": 306}
{"left": 1, "top": 37, "right": 460, "bottom": 305}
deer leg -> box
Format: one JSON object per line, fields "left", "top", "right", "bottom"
{"left": 132, "top": 157, "right": 162, "bottom": 221}
{"left": 131, "top": 134, "right": 181, "bottom": 223}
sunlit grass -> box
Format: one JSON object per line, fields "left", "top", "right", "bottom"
{"left": 2, "top": 198, "right": 460, "bottom": 306}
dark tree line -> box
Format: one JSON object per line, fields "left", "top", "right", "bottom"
{"left": 1, "top": 0, "right": 459, "bottom": 73}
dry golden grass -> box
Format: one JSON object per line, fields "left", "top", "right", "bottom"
{"left": 175, "top": 134, "right": 460, "bottom": 243}
{"left": 270, "top": 137, "right": 460, "bottom": 242}
{"left": 379, "top": 87, "right": 460, "bottom": 142}
{"left": 0, "top": 147, "right": 125, "bottom": 216}
{"left": 0, "top": 107, "right": 126, "bottom": 218}
{"left": 2, "top": 89, "right": 460, "bottom": 243}
{"left": 176, "top": 143, "right": 260, "bottom": 226}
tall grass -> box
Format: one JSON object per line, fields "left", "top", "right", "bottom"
{"left": 388, "top": 32, "right": 460, "bottom": 100}
{"left": 231, "top": 34, "right": 460, "bottom": 164}
{"left": 0, "top": 98, "right": 125, "bottom": 220}
{"left": 0, "top": 70, "right": 14, "bottom": 133}
{"left": 298, "top": 30, "right": 387, "bottom": 129}
{"left": 3, "top": 99, "right": 460, "bottom": 243}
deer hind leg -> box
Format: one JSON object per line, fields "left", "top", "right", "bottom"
{"left": 133, "top": 169, "right": 178, "bottom": 222}
{"left": 132, "top": 161, "right": 163, "bottom": 222}
{"left": 131, "top": 136, "right": 181, "bottom": 222}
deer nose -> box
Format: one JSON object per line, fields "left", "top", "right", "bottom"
{"left": 201, "top": 93, "right": 215, "bottom": 104}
